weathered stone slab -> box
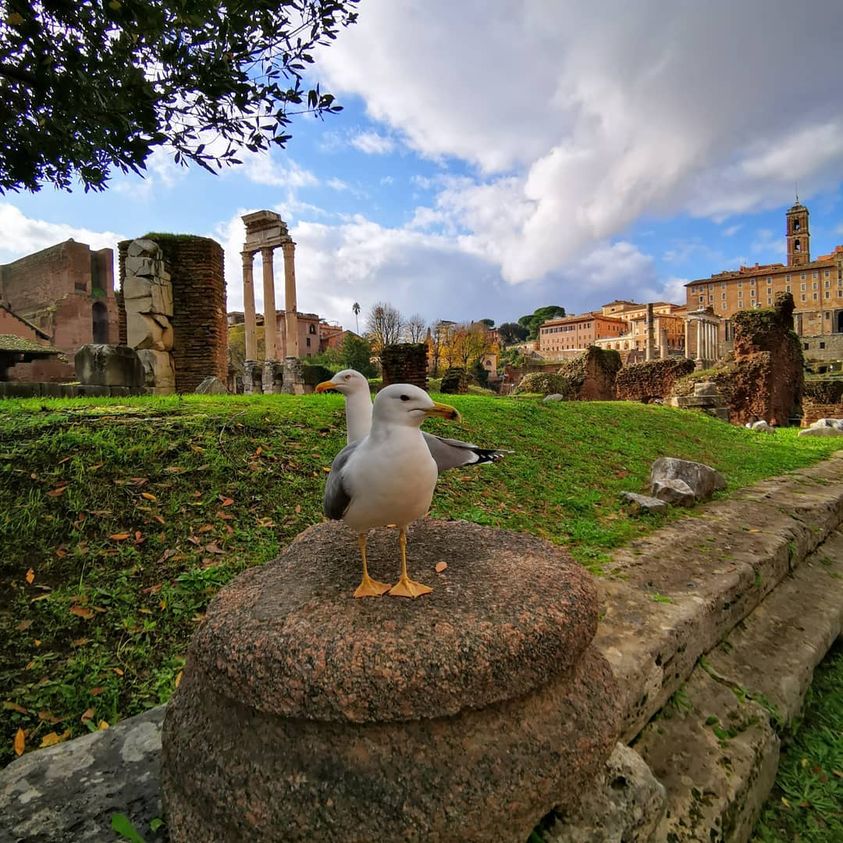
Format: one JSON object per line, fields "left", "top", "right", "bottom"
{"left": 194, "top": 376, "right": 228, "bottom": 394}
{"left": 137, "top": 349, "right": 175, "bottom": 392}
{"left": 546, "top": 743, "right": 666, "bottom": 842}
{"left": 635, "top": 666, "right": 780, "bottom": 843}
{"left": 162, "top": 520, "right": 619, "bottom": 842}
{"left": 705, "top": 529, "right": 843, "bottom": 723}
{"left": 619, "top": 491, "right": 669, "bottom": 515}
{"left": 126, "top": 238, "right": 160, "bottom": 258}
{"left": 0, "top": 706, "right": 165, "bottom": 843}
{"left": 651, "top": 477, "right": 696, "bottom": 506}
{"left": 595, "top": 452, "right": 843, "bottom": 739}
{"left": 75, "top": 344, "right": 144, "bottom": 387}
{"left": 799, "top": 425, "right": 843, "bottom": 436}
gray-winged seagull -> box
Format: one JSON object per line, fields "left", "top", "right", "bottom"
{"left": 323, "top": 383, "right": 460, "bottom": 598}
{"left": 316, "top": 369, "right": 508, "bottom": 470}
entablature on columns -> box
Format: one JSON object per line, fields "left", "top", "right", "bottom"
{"left": 242, "top": 210, "right": 294, "bottom": 254}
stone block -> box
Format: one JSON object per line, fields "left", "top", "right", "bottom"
{"left": 798, "top": 426, "right": 843, "bottom": 437}
{"left": 0, "top": 706, "right": 165, "bottom": 843}
{"left": 162, "top": 520, "right": 619, "bottom": 843}
{"left": 652, "top": 478, "right": 697, "bottom": 507}
{"left": 126, "top": 313, "right": 173, "bottom": 352}
{"left": 650, "top": 457, "right": 725, "bottom": 502}
{"left": 544, "top": 393, "right": 565, "bottom": 402}
{"left": 546, "top": 743, "right": 666, "bottom": 843}
{"left": 127, "top": 238, "right": 160, "bottom": 258}
{"left": 694, "top": 380, "right": 720, "bottom": 397}
{"left": 74, "top": 344, "right": 144, "bottom": 387}
{"left": 620, "top": 491, "right": 669, "bottom": 514}
{"left": 123, "top": 275, "right": 174, "bottom": 317}
{"left": 124, "top": 255, "right": 158, "bottom": 278}
{"left": 195, "top": 376, "right": 227, "bottom": 394}
{"left": 137, "top": 349, "right": 175, "bottom": 391}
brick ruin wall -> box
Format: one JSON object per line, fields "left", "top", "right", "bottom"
{"left": 615, "top": 357, "right": 695, "bottom": 402}
{"left": 119, "top": 236, "right": 227, "bottom": 392}
{"left": 801, "top": 400, "right": 843, "bottom": 426}
{"left": 381, "top": 343, "right": 428, "bottom": 390}
{"left": 0, "top": 240, "right": 119, "bottom": 382}
{"left": 557, "top": 346, "right": 622, "bottom": 400}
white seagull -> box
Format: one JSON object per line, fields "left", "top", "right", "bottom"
{"left": 316, "top": 369, "right": 508, "bottom": 470}
{"left": 323, "top": 384, "right": 460, "bottom": 599}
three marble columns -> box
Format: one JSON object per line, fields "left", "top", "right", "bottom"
{"left": 684, "top": 313, "right": 720, "bottom": 369}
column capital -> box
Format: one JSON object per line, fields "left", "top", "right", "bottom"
{"left": 241, "top": 250, "right": 255, "bottom": 267}
{"left": 260, "top": 245, "right": 275, "bottom": 258}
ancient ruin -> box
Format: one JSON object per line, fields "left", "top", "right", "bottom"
{"left": 240, "top": 210, "right": 304, "bottom": 393}
{"left": 380, "top": 342, "right": 428, "bottom": 390}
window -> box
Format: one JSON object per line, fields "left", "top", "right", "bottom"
{"left": 75, "top": 280, "right": 87, "bottom": 292}
{"left": 801, "top": 283, "right": 806, "bottom": 291}
{"left": 793, "top": 219, "right": 801, "bottom": 232}
{"left": 803, "top": 343, "right": 809, "bottom": 350}
{"left": 826, "top": 292, "right": 831, "bottom": 299}
{"left": 308, "top": 324, "right": 316, "bottom": 334}
{"left": 820, "top": 342, "right": 826, "bottom": 349}
{"left": 306, "top": 337, "right": 311, "bottom": 347}
{"left": 801, "top": 273, "right": 807, "bottom": 280}
{"left": 802, "top": 294, "right": 807, "bottom": 302}
{"left": 786, "top": 285, "right": 791, "bottom": 292}
{"left": 795, "top": 240, "right": 801, "bottom": 251}
{"left": 813, "top": 293, "right": 819, "bottom": 300}
{"left": 767, "top": 277, "right": 773, "bottom": 284}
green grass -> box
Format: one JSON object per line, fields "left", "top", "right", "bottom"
{"left": 0, "top": 393, "right": 840, "bottom": 767}
{"left": 753, "top": 642, "right": 843, "bottom": 842}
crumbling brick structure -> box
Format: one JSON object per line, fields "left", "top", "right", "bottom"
{"left": 381, "top": 343, "right": 428, "bottom": 390}
{"left": 615, "top": 357, "right": 695, "bottom": 403}
{"left": 557, "top": 346, "right": 622, "bottom": 400}
{"left": 119, "top": 235, "right": 227, "bottom": 392}
{"left": 0, "top": 239, "right": 119, "bottom": 381}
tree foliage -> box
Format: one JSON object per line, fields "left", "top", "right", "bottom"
{"left": 365, "top": 301, "right": 403, "bottom": 352}
{"left": 341, "top": 333, "right": 377, "bottom": 377}
{"left": 517, "top": 306, "right": 566, "bottom": 340}
{"left": 402, "top": 313, "right": 427, "bottom": 343}
{"left": 497, "top": 321, "right": 530, "bottom": 346}
{"left": 0, "top": 0, "right": 359, "bottom": 192}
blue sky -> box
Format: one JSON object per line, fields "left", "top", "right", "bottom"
{"left": 2, "top": 0, "right": 843, "bottom": 331}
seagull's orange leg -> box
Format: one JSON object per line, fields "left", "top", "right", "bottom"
{"left": 388, "top": 527, "right": 433, "bottom": 598}
{"left": 354, "top": 533, "right": 391, "bottom": 598}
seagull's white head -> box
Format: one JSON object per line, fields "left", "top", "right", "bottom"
{"left": 315, "top": 369, "right": 370, "bottom": 396}
{"left": 372, "top": 384, "right": 460, "bottom": 428}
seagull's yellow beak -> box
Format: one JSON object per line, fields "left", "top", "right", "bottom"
{"left": 424, "top": 401, "right": 461, "bottom": 421}
{"left": 315, "top": 380, "right": 337, "bottom": 393}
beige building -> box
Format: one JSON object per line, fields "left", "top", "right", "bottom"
{"left": 595, "top": 302, "right": 687, "bottom": 357}
{"left": 274, "top": 310, "right": 320, "bottom": 359}
{"left": 686, "top": 202, "right": 843, "bottom": 342}
{"left": 538, "top": 312, "right": 628, "bottom": 356}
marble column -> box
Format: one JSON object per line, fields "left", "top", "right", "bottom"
{"left": 684, "top": 319, "right": 691, "bottom": 359}
{"left": 261, "top": 247, "right": 278, "bottom": 361}
{"left": 695, "top": 319, "right": 704, "bottom": 368}
{"left": 282, "top": 241, "right": 298, "bottom": 358}
{"left": 241, "top": 251, "right": 257, "bottom": 361}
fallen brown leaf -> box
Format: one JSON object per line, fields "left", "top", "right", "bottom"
{"left": 40, "top": 730, "right": 71, "bottom": 748}
{"left": 435, "top": 561, "right": 448, "bottom": 573}
{"left": 38, "top": 711, "right": 61, "bottom": 724}
{"left": 205, "top": 542, "right": 225, "bottom": 555}
{"left": 98, "top": 721, "right": 109, "bottom": 730}
{"left": 71, "top": 637, "right": 90, "bottom": 647}
{"left": 109, "top": 532, "right": 130, "bottom": 541}
{"left": 141, "top": 491, "right": 158, "bottom": 502}
{"left": 113, "top": 668, "right": 124, "bottom": 676}
{"left": 80, "top": 708, "right": 95, "bottom": 722}
{"left": 13, "top": 728, "right": 25, "bottom": 756}
{"left": 3, "top": 702, "right": 27, "bottom": 714}
{"left": 25, "top": 568, "right": 35, "bottom": 584}
{"left": 46, "top": 486, "right": 67, "bottom": 497}
{"left": 16, "top": 619, "right": 32, "bottom": 631}
{"left": 216, "top": 510, "right": 233, "bottom": 521}
{"left": 175, "top": 670, "right": 184, "bottom": 688}
{"left": 198, "top": 524, "right": 214, "bottom": 533}
{"left": 69, "top": 606, "right": 94, "bottom": 620}
{"left": 220, "top": 496, "right": 234, "bottom": 507}
{"left": 90, "top": 687, "right": 104, "bottom": 697}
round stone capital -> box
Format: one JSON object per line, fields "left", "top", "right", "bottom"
{"left": 187, "top": 519, "right": 598, "bottom": 723}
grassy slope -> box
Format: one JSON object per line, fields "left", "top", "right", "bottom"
{"left": 0, "top": 393, "right": 840, "bottom": 767}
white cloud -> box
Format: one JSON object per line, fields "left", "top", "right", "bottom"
{"left": 349, "top": 131, "right": 396, "bottom": 155}
{"left": 0, "top": 205, "right": 125, "bottom": 264}
{"left": 317, "top": 0, "right": 843, "bottom": 282}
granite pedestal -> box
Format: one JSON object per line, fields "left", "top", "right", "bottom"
{"left": 161, "top": 520, "right": 619, "bottom": 842}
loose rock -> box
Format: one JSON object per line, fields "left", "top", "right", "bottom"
{"left": 650, "top": 457, "right": 725, "bottom": 502}
{"left": 619, "top": 491, "right": 669, "bottom": 515}
{"left": 651, "top": 478, "right": 696, "bottom": 507}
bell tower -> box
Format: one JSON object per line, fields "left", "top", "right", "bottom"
{"left": 786, "top": 200, "right": 810, "bottom": 266}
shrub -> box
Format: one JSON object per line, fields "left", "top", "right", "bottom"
{"left": 301, "top": 364, "right": 334, "bottom": 387}
{"left": 513, "top": 371, "right": 573, "bottom": 397}
{"left": 803, "top": 379, "right": 843, "bottom": 404}
{"left": 440, "top": 367, "right": 469, "bottom": 394}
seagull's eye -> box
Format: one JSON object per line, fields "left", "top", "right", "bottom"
{"left": 344, "top": 374, "right": 351, "bottom": 380}
{"left": 400, "top": 394, "right": 410, "bottom": 401}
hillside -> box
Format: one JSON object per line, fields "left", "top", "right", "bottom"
{"left": 1, "top": 393, "right": 840, "bottom": 765}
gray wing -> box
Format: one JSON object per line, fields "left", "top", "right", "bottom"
{"left": 422, "top": 432, "right": 510, "bottom": 472}
{"left": 323, "top": 441, "right": 358, "bottom": 520}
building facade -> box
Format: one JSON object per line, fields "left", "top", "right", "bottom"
{"left": 685, "top": 202, "right": 843, "bottom": 344}
{"left": 594, "top": 302, "right": 687, "bottom": 357}
{"left": 538, "top": 312, "right": 628, "bottom": 356}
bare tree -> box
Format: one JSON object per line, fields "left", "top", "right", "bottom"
{"left": 365, "top": 302, "right": 404, "bottom": 352}
{"left": 403, "top": 313, "right": 428, "bottom": 343}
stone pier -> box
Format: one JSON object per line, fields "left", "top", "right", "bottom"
{"left": 161, "top": 520, "right": 619, "bottom": 842}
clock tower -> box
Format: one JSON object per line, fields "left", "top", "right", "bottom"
{"left": 786, "top": 200, "right": 810, "bottom": 266}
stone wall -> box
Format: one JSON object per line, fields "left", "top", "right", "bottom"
{"left": 119, "top": 235, "right": 227, "bottom": 393}
{"left": 381, "top": 343, "right": 428, "bottom": 390}
{"left": 615, "top": 357, "right": 695, "bottom": 402}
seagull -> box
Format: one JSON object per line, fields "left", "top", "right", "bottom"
{"left": 324, "top": 383, "right": 460, "bottom": 599}
{"left": 316, "top": 369, "right": 508, "bottom": 470}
